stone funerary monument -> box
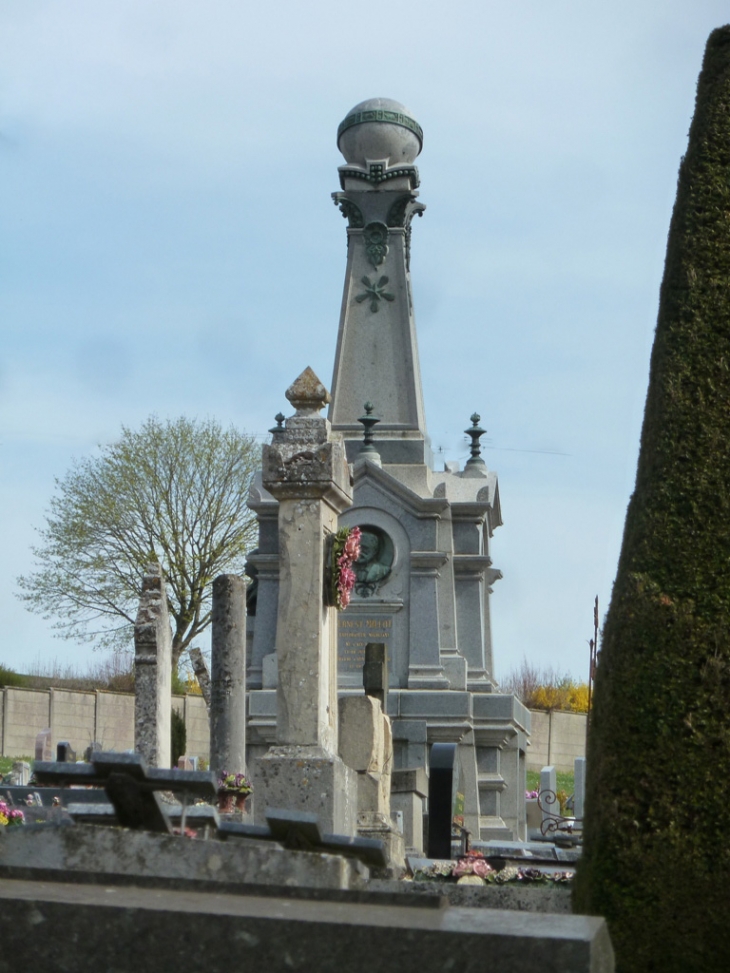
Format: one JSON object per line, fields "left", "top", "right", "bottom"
{"left": 246, "top": 98, "right": 529, "bottom": 843}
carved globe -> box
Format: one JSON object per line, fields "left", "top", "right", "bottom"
{"left": 337, "top": 97, "right": 423, "bottom": 168}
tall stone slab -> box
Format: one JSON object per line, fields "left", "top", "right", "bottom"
{"left": 254, "top": 368, "right": 357, "bottom": 835}
{"left": 209, "top": 574, "right": 247, "bottom": 777}
{"left": 134, "top": 563, "right": 172, "bottom": 768}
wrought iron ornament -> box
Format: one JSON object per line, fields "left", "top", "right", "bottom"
{"left": 537, "top": 789, "right": 583, "bottom": 844}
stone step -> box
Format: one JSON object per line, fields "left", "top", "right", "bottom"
{"left": 479, "top": 816, "right": 514, "bottom": 842}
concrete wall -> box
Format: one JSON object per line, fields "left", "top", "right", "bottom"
{"left": 527, "top": 710, "right": 587, "bottom": 771}
{"left": 1, "top": 684, "right": 584, "bottom": 771}
{"left": 0, "top": 687, "right": 209, "bottom": 763}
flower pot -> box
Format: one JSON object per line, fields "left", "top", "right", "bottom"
{"left": 235, "top": 793, "right": 250, "bottom": 812}
{"left": 217, "top": 790, "right": 235, "bottom": 814}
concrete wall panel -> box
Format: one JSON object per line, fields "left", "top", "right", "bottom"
{"left": 184, "top": 695, "right": 210, "bottom": 763}
{"left": 95, "top": 692, "right": 135, "bottom": 753}
{"left": 3, "top": 688, "right": 51, "bottom": 757}
{"left": 525, "top": 710, "right": 587, "bottom": 772}
{"left": 52, "top": 690, "right": 96, "bottom": 755}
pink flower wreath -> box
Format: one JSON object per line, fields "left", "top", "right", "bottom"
{"left": 329, "top": 526, "right": 361, "bottom": 610}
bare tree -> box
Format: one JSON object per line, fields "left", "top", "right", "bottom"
{"left": 17, "top": 416, "right": 259, "bottom": 670}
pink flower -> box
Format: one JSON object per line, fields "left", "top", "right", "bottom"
{"left": 452, "top": 855, "right": 493, "bottom": 879}
{"left": 343, "top": 527, "right": 362, "bottom": 560}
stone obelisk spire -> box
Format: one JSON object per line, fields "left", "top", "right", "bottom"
{"left": 329, "top": 98, "right": 430, "bottom": 465}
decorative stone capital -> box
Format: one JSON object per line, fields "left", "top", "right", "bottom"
{"left": 263, "top": 440, "right": 352, "bottom": 510}
{"left": 263, "top": 370, "right": 353, "bottom": 510}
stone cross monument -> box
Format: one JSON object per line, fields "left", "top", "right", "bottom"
{"left": 253, "top": 367, "right": 357, "bottom": 835}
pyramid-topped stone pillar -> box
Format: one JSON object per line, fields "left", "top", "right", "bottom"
{"left": 254, "top": 367, "right": 357, "bottom": 834}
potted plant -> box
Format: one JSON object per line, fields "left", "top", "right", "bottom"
{"left": 217, "top": 772, "right": 253, "bottom": 813}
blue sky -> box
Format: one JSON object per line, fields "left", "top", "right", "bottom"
{"left": 1, "top": 1, "right": 727, "bottom": 682}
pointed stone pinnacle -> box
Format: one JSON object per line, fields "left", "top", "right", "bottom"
{"left": 285, "top": 367, "right": 332, "bottom": 416}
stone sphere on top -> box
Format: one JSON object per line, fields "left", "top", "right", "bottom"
{"left": 337, "top": 97, "right": 423, "bottom": 169}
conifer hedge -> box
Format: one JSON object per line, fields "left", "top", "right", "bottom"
{"left": 573, "top": 27, "right": 730, "bottom": 972}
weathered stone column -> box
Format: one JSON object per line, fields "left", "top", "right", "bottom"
{"left": 254, "top": 367, "right": 357, "bottom": 835}
{"left": 134, "top": 563, "right": 172, "bottom": 768}
{"left": 209, "top": 574, "right": 247, "bottom": 777}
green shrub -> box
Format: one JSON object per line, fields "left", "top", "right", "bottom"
{"left": 574, "top": 27, "right": 730, "bottom": 972}
{"left": 502, "top": 659, "right": 589, "bottom": 712}
{"left": 170, "top": 708, "right": 187, "bottom": 767}
{"left": 0, "top": 665, "right": 27, "bottom": 688}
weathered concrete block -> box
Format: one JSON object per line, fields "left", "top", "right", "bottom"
{"left": 391, "top": 790, "right": 424, "bottom": 854}
{"left": 254, "top": 745, "right": 357, "bottom": 836}
{"left": 356, "top": 811, "right": 406, "bottom": 878}
{"left": 0, "top": 873, "right": 615, "bottom": 972}
{"left": 356, "top": 769, "right": 389, "bottom": 815}
{"left": 339, "top": 695, "right": 384, "bottom": 772}
{"left": 0, "top": 822, "right": 362, "bottom": 890}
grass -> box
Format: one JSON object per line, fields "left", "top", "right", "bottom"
{"left": 526, "top": 769, "right": 575, "bottom": 795}
{"left": 0, "top": 756, "right": 33, "bottom": 776}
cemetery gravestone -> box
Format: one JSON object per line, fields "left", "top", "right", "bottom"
{"left": 189, "top": 647, "right": 211, "bottom": 709}
{"left": 12, "top": 762, "right": 31, "bottom": 786}
{"left": 134, "top": 563, "right": 172, "bottom": 768}
{"left": 363, "top": 641, "right": 388, "bottom": 709}
{"left": 56, "top": 742, "right": 76, "bottom": 763}
{"left": 209, "top": 573, "right": 247, "bottom": 778}
{"left": 254, "top": 368, "right": 357, "bottom": 835}
{"left": 428, "top": 742, "right": 460, "bottom": 859}
{"left": 540, "top": 765, "right": 557, "bottom": 833}
{"left": 35, "top": 728, "right": 52, "bottom": 762}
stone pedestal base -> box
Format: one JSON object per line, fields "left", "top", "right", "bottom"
{"left": 391, "top": 767, "right": 428, "bottom": 855}
{"left": 356, "top": 811, "right": 406, "bottom": 878}
{"left": 407, "top": 665, "right": 449, "bottom": 690}
{"left": 254, "top": 745, "right": 357, "bottom": 836}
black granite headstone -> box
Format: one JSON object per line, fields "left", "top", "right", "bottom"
{"left": 83, "top": 742, "right": 102, "bottom": 763}
{"left": 427, "top": 742, "right": 457, "bottom": 859}
{"left": 363, "top": 642, "right": 387, "bottom": 709}
{"left": 56, "top": 742, "right": 76, "bottom": 763}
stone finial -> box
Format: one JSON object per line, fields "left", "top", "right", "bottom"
{"left": 358, "top": 402, "right": 381, "bottom": 455}
{"left": 464, "top": 413, "right": 487, "bottom": 469}
{"left": 285, "top": 367, "right": 331, "bottom": 416}
{"left": 269, "top": 412, "right": 286, "bottom": 441}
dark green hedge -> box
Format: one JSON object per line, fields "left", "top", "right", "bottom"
{"left": 573, "top": 26, "right": 730, "bottom": 972}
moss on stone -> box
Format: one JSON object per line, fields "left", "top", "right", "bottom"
{"left": 573, "top": 25, "right": 730, "bottom": 972}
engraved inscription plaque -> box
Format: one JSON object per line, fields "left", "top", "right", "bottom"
{"left": 338, "top": 615, "right": 393, "bottom": 673}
